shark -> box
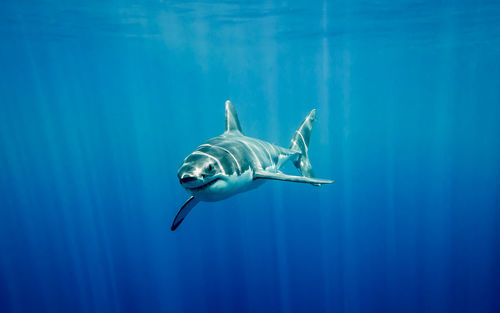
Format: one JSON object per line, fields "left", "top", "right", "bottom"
{"left": 171, "top": 100, "right": 334, "bottom": 230}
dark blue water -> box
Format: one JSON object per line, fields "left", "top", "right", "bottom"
{"left": 1, "top": 1, "right": 499, "bottom": 312}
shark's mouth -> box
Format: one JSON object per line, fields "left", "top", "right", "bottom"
{"left": 186, "top": 178, "right": 221, "bottom": 192}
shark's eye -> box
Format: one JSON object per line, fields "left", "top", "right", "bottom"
{"left": 207, "top": 164, "right": 214, "bottom": 172}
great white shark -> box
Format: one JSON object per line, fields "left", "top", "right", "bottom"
{"left": 171, "top": 100, "right": 334, "bottom": 230}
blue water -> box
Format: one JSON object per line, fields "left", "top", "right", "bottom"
{"left": 1, "top": 1, "right": 500, "bottom": 312}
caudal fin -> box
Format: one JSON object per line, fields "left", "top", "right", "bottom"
{"left": 290, "top": 109, "right": 316, "bottom": 178}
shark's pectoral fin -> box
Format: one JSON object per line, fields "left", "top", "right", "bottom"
{"left": 254, "top": 170, "right": 334, "bottom": 186}
{"left": 171, "top": 196, "right": 200, "bottom": 231}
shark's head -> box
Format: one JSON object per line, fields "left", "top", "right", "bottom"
{"left": 177, "top": 152, "right": 231, "bottom": 199}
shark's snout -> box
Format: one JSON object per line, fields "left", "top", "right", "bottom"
{"left": 178, "top": 172, "right": 205, "bottom": 188}
{"left": 178, "top": 168, "right": 223, "bottom": 193}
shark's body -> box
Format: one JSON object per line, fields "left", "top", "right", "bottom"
{"left": 172, "top": 100, "right": 334, "bottom": 230}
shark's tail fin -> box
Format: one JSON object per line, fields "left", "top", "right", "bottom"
{"left": 290, "top": 109, "right": 316, "bottom": 179}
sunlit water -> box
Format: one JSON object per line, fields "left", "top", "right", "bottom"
{"left": 1, "top": 1, "right": 499, "bottom": 313}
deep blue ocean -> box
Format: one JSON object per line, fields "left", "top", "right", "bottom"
{"left": 1, "top": 1, "right": 499, "bottom": 312}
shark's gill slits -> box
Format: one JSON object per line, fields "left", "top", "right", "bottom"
{"left": 238, "top": 138, "right": 263, "bottom": 169}
{"left": 253, "top": 139, "right": 274, "bottom": 165}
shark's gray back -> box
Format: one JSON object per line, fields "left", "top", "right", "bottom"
{"left": 195, "top": 134, "right": 289, "bottom": 176}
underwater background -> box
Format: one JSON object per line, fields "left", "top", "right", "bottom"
{"left": 1, "top": 1, "right": 499, "bottom": 312}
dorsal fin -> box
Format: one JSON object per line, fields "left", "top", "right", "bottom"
{"left": 225, "top": 100, "right": 243, "bottom": 134}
